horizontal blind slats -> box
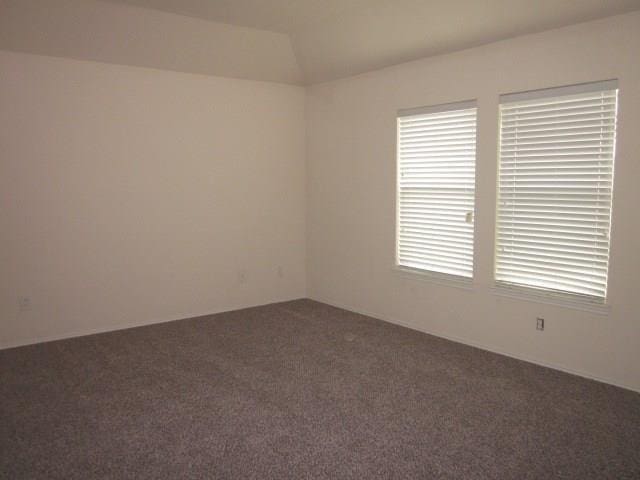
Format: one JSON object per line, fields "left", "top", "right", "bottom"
{"left": 501, "top": 124, "right": 615, "bottom": 136}
{"left": 398, "top": 106, "right": 477, "bottom": 278}
{"left": 495, "top": 86, "right": 617, "bottom": 300}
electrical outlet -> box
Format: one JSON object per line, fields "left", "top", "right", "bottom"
{"left": 536, "top": 317, "right": 545, "bottom": 331}
{"left": 277, "top": 266, "right": 284, "bottom": 278}
{"left": 18, "top": 296, "right": 32, "bottom": 312}
{"left": 238, "top": 270, "right": 247, "bottom": 284}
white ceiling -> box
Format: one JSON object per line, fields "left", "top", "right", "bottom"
{"left": 0, "top": 0, "right": 303, "bottom": 84}
{"left": 291, "top": 0, "right": 640, "bottom": 83}
{"left": 4, "top": 0, "right": 640, "bottom": 84}
{"left": 102, "top": 0, "right": 373, "bottom": 34}
{"left": 102, "top": 0, "right": 640, "bottom": 83}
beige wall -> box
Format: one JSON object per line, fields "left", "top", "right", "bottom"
{"left": 306, "top": 13, "right": 640, "bottom": 392}
{"left": 0, "top": 50, "right": 306, "bottom": 348}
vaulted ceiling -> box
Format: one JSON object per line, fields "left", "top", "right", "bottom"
{"left": 103, "top": 0, "right": 372, "bottom": 34}
{"left": 3, "top": 0, "right": 640, "bottom": 84}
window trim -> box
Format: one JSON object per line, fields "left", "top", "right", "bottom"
{"left": 393, "top": 264, "right": 474, "bottom": 291}
{"left": 398, "top": 99, "right": 477, "bottom": 118}
{"left": 493, "top": 80, "right": 619, "bottom": 309}
{"left": 499, "top": 79, "right": 618, "bottom": 104}
{"left": 491, "top": 282, "right": 610, "bottom": 315}
{"left": 395, "top": 99, "right": 479, "bottom": 283}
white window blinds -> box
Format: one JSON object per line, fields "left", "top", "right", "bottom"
{"left": 397, "top": 101, "right": 477, "bottom": 278}
{"left": 496, "top": 81, "right": 618, "bottom": 301}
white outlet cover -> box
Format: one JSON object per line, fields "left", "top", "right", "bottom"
{"left": 18, "top": 297, "right": 32, "bottom": 311}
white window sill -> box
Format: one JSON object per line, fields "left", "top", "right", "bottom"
{"left": 393, "top": 265, "right": 474, "bottom": 291}
{"left": 491, "top": 283, "right": 610, "bottom": 315}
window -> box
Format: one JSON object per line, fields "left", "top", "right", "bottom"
{"left": 396, "top": 101, "right": 477, "bottom": 279}
{"left": 495, "top": 80, "right": 618, "bottom": 302}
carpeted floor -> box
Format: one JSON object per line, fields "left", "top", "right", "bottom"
{"left": 1, "top": 299, "right": 639, "bottom": 479}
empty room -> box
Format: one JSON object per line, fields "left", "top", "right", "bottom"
{"left": 2, "top": 0, "right": 640, "bottom": 478}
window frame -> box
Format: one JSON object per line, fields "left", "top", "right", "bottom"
{"left": 395, "top": 99, "right": 479, "bottom": 285}
{"left": 493, "top": 80, "right": 619, "bottom": 310}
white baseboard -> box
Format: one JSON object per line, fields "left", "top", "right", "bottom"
{"left": 0, "top": 296, "right": 303, "bottom": 351}
{"left": 311, "top": 295, "right": 640, "bottom": 394}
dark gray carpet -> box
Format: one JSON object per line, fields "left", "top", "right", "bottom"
{"left": 1, "top": 299, "right": 639, "bottom": 479}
